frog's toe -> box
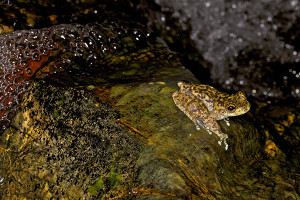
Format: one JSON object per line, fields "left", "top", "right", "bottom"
{"left": 202, "top": 125, "right": 212, "bottom": 135}
{"left": 223, "top": 137, "right": 229, "bottom": 150}
{"left": 224, "top": 143, "right": 228, "bottom": 150}
{"left": 217, "top": 137, "right": 229, "bottom": 150}
{"left": 195, "top": 119, "right": 204, "bottom": 129}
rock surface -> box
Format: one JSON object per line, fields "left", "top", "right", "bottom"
{"left": 0, "top": 39, "right": 299, "bottom": 198}
{"left": 0, "top": 0, "right": 299, "bottom": 199}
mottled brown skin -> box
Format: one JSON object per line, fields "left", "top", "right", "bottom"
{"left": 172, "top": 81, "right": 251, "bottom": 150}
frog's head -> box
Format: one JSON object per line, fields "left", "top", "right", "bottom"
{"left": 223, "top": 91, "right": 250, "bottom": 117}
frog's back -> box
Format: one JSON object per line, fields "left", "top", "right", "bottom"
{"left": 178, "top": 81, "right": 230, "bottom": 110}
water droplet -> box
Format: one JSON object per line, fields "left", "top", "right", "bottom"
{"left": 87, "top": 54, "right": 98, "bottom": 65}
{"left": 83, "top": 37, "right": 95, "bottom": 50}
{"left": 32, "top": 51, "right": 41, "bottom": 61}
{"left": 20, "top": 61, "right": 28, "bottom": 68}
{"left": 28, "top": 42, "right": 37, "bottom": 49}
{"left": 229, "top": 33, "right": 236, "bottom": 38}
{"left": 3, "top": 95, "right": 14, "bottom": 106}
{"left": 267, "top": 16, "right": 272, "bottom": 22}
{"left": 26, "top": 68, "right": 33, "bottom": 76}
{"left": 291, "top": 0, "right": 297, "bottom": 6}
{"left": 48, "top": 43, "right": 58, "bottom": 50}
{"left": 39, "top": 47, "right": 50, "bottom": 56}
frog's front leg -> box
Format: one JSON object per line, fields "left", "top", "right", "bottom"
{"left": 173, "top": 91, "right": 228, "bottom": 149}
{"left": 195, "top": 113, "right": 228, "bottom": 150}
{"left": 172, "top": 91, "right": 209, "bottom": 131}
{"left": 206, "top": 119, "right": 229, "bottom": 150}
{"left": 195, "top": 118, "right": 212, "bottom": 134}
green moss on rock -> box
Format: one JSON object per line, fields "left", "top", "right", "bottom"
{"left": 0, "top": 81, "right": 143, "bottom": 199}
{"left": 89, "top": 178, "right": 104, "bottom": 196}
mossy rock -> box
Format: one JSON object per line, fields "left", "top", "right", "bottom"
{"left": 0, "top": 81, "right": 143, "bottom": 199}
{"left": 1, "top": 68, "right": 299, "bottom": 199}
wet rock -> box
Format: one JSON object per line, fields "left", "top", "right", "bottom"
{"left": 0, "top": 1, "right": 299, "bottom": 199}
{"left": 1, "top": 56, "right": 299, "bottom": 199}
{"left": 0, "top": 81, "right": 143, "bottom": 199}
{"left": 0, "top": 21, "right": 151, "bottom": 132}
{"left": 0, "top": 0, "right": 147, "bottom": 31}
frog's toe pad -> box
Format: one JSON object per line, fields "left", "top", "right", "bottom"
{"left": 222, "top": 138, "right": 229, "bottom": 150}
{"left": 218, "top": 136, "right": 229, "bottom": 150}
{"left": 225, "top": 143, "right": 228, "bottom": 150}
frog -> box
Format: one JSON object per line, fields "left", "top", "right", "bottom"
{"left": 172, "top": 81, "right": 251, "bottom": 150}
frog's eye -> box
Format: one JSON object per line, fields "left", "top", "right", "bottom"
{"left": 226, "top": 103, "right": 236, "bottom": 113}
